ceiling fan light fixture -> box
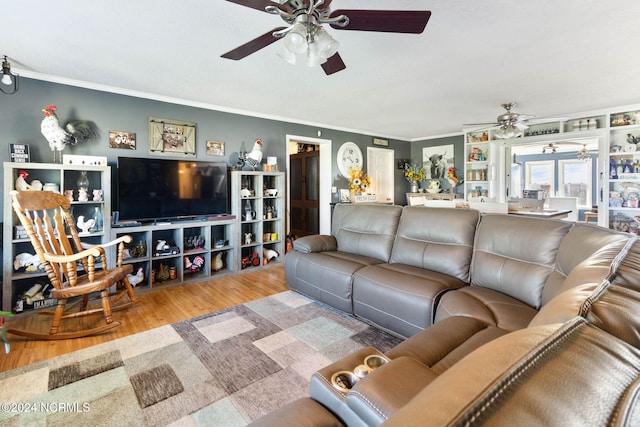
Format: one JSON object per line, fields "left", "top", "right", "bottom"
{"left": 495, "top": 124, "right": 523, "bottom": 139}
{"left": 314, "top": 27, "right": 339, "bottom": 59}
{"left": 276, "top": 43, "right": 298, "bottom": 65}
{"left": 284, "top": 22, "right": 309, "bottom": 54}
{"left": 0, "top": 55, "right": 19, "bottom": 94}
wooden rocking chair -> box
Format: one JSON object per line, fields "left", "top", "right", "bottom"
{"left": 9, "top": 190, "right": 138, "bottom": 339}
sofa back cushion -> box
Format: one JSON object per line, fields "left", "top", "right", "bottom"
{"left": 611, "top": 238, "right": 640, "bottom": 292}
{"left": 542, "top": 224, "right": 631, "bottom": 305}
{"left": 471, "top": 214, "right": 573, "bottom": 308}
{"left": 331, "top": 204, "right": 403, "bottom": 262}
{"left": 390, "top": 207, "right": 480, "bottom": 282}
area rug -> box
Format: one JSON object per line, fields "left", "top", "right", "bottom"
{"left": 0, "top": 291, "right": 402, "bottom": 426}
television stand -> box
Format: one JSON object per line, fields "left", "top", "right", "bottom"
{"left": 110, "top": 217, "right": 237, "bottom": 288}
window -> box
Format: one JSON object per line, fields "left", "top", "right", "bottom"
{"left": 558, "top": 159, "right": 592, "bottom": 207}
{"left": 525, "top": 160, "right": 554, "bottom": 205}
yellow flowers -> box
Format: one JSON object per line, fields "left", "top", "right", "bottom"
{"left": 404, "top": 163, "right": 426, "bottom": 183}
{"left": 349, "top": 167, "right": 370, "bottom": 193}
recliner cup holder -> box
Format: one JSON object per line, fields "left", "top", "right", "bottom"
{"left": 331, "top": 354, "right": 390, "bottom": 393}
{"left": 331, "top": 371, "right": 359, "bottom": 393}
{"left": 365, "top": 354, "right": 388, "bottom": 370}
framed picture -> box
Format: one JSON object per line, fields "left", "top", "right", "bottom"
{"left": 206, "top": 140, "right": 225, "bottom": 156}
{"left": 149, "top": 117, "right": 196, "bottom": 157}
{"left": 340, "top": 189, "right": 351, "bottom": 203}
{"left": 109, "top": 131, "right": 136, "bottom": 149}
{"left": 397, "top": 158, "right": 410, "bottom": 170}
{"left": 423, "top": 144, "right": 454, "bottom": 179}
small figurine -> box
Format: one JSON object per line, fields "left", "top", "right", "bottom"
{"left": 64, "top": 189, "right": 74, "bottom": 202}
{"left": 127, "top": 267, "right": 145, "bottom": 287}
{"left": 15, "top": 170, "right": 43, "bottom": 191}
{"left": 78, "top": 188, "right": 89, "bottom": 202}
{"left": 244, "top": 232, "right": 253, "bottom": 245}
{"left": 92, "top": 189, "right": 103, "bottom": 201}
{"left": 212, "top": 253, "right": 224, "bottom": 272}
{"left": 76, "top": 215, "right": 95, "bottom": 236}
{"left": 609, "top": 191, "right": 624, "bottom": 208}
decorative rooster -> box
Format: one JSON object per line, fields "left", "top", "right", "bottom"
{"left": 76, "top": 215, "right": 96, "bottom": 236}
{"left": 40, "top": 105, "right": 97, "bottom": 163}
{"left": 126, "top": 267, "right": 145, "bottom": 287}
{"left": 447, "top": 167, "right": 461, "bottom": 194}
{"left": 15, "top": 170, "right": 43, "bottom": 191}
{"left": 240, "top": 138, "right": 263, "bottom": 170}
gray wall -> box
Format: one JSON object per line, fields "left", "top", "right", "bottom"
{"left": 0, "top": 78, "right": 413, "bottom": 208}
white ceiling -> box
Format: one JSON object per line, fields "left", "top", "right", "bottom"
{"left": 5, "top": 0, "right": 640, "bottom": 141}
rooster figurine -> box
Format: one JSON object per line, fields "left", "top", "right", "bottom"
{"left": 40, "top": 105, "right": 97, "bottom": 163}
{"left": 76, "top": 215, "right": 96, "bottom": 236}
{"left": 127, "top": 267, "right": 145, "bottom": 287}
{"left": 447, "top": 167, "right": 461, "bottom": 194}
{"left": 240, "top": 138, "right": 263, "bottom": 170}
{"left": 15, "top": 170, "right": 43, "bottom": 191}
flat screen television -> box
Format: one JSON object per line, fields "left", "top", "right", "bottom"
{"left": 116, "top": 157, "right": 229, "bottom": 223}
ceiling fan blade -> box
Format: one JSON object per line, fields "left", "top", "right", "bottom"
{"left": 515, "top": 123, "right": 529, "bottom": 130}
{"left": 322, "top": 53, "right": 346, "bottom": 75}
{"left": 330, "top": 10, "right": 431, "bottom": 33}
{"left": 221, "top": 27, "right": 287, "bottom": 60}
{"left": 307, "top": 0, "right": 333, "bottom": 9}
{"left": 525, "top": 117, "right": 569, "bottom": 124}
{"left": 462, "top": 122, "right": 499, "bottom": 127}
{"left": 224, "top": 0, "right": 284, "bottom": 13}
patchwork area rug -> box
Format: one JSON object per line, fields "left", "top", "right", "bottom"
{"left": 0, "top": 291, "right": 401, "bottom": 426}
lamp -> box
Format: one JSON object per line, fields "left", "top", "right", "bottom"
{"left": 1, "top": 55, "right": 19, "bottom": 95}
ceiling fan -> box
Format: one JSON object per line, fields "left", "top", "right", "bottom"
{"left": 464, "top": 103, "right": 568, "bottom": 139}
{"left": 221, "top": 0, "right": 431, "bottom": 75}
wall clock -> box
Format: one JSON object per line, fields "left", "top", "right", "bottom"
{"left": 337, "top": 142, "right": 363, "bottom": 179}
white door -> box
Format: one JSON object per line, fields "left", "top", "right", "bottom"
{"left": 367, "top": 147, "right": 394, "bottom": 203}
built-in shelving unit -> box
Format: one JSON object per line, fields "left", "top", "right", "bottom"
{"left": 2, "top": 162, "right": 111, "bottom": 312}
{"left": 464, "top": 131, "right": 491, "bottom": 201}
{"left": 607, "top": 109, "right": 640, "bottom": 233}
{"left": 231, "top": 171, "right": 285, "bottom": 271}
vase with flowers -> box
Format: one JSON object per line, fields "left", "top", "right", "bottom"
{"left": 404, "top": 163, "right": 426, "bottom": 192}
{"left": 349, "top": 167, "right": 371, "bottom": 195}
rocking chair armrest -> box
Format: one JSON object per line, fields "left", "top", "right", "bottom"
{"left": 43, "top": 246, "right": 103, "bottom": 264}
{"left": 80, "top": 235, "right": 132, "bottom": 250}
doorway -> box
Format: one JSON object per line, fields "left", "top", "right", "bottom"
{"left": 367, "top": 147, "right": 394, "bottom": 203}
{"left": 290, "top": 147, "right": 320, "bottom": 237}
{"left": 285, "top": 134, "right": 332, "bottom": 235}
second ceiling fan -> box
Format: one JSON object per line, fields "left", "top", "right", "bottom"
{"left": 221, "top": 0, "right": 431, "bottom": 75}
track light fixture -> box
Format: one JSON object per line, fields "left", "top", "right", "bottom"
{"left": 1, "top": 55, "right": 19, "bottom": 95}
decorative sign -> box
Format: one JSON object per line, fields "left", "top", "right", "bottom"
{"left": 9, "top": 144, "right": 30, "bottom": 162}
{"left": 149, "top": 117, "right": 196, "bottom": 157}
{"left": 373, "top": 138, "right": 389, "bottom": 147}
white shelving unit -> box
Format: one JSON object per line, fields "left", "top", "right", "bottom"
{"left": 2, "top": 162, "right": 111, "bottom": 312}
{"left": 464, "top": 131, "right": 491, "bottom": 201}
{"left": 230, "top": 171, "right": 285, "bottom": 271}
{"left": 607, "top": 109, "right": 640, "bottom": 233}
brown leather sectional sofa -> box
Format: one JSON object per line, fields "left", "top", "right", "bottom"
{"left": 251, "top": 204, "right": 640, "bottom": 426}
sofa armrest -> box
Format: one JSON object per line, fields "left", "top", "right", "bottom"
{"left": 294, "top": 235, "right": 337, "bottom": 253}
{"left": 346, "top": 357, "right": 438, "bottom": 426}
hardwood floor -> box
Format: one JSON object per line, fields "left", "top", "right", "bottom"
{"left": 0, "top": 266, "right": 288, "bottom": 372}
